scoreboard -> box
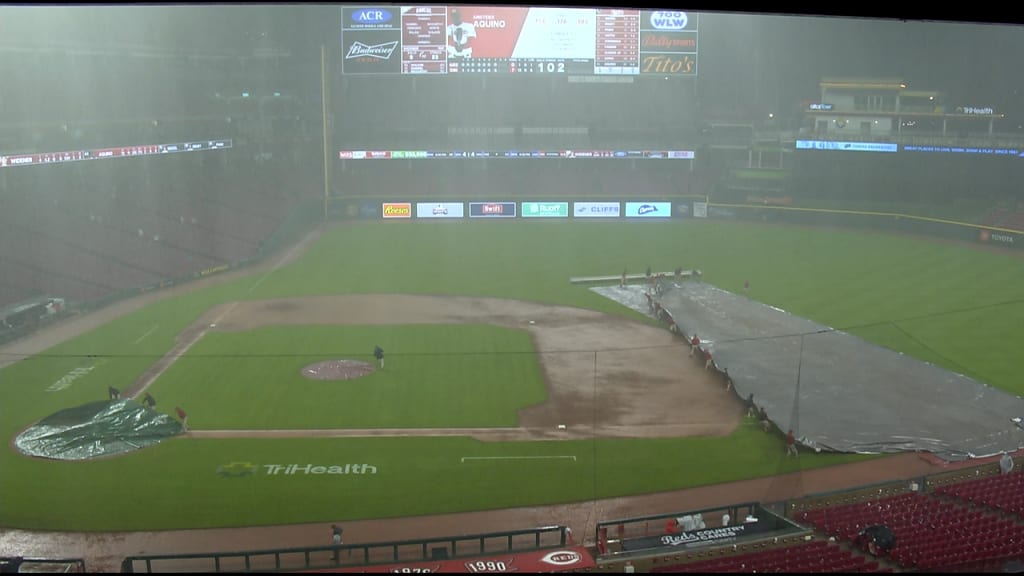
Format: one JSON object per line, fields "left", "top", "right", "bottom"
{"left": 341, "top": 6, "right": 698, "bottom": 76}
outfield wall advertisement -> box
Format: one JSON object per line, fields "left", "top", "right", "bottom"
{"left": 333, "top": 199, "right": 687, "bottom": 220}
{"left": 625, "top": 202, "right": 671, "bottom": 218}
{"left": 573, "top": 202, "right": 620, "bottom": 218}
{"left": 416, "top": 202, "right": 465, "bottom": 218}
{"left": 469, "top": 202, "right": 517, "bottom": 218}
{"left": 382, "top": 202, "right": 412, "bottom": 218}
{"left": 978, "top": 228, "right": 1022, "bottom": 249}
{"left": 521, "top": 201, "right": 569, "bottom": 218}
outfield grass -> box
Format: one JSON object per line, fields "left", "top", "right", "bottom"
{"left": 2, "top": 219, "right": 1022, "bottom": 530}
{"left": 0, "top": 418, "right": 870, "bottom": 532}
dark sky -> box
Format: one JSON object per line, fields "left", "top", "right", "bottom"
{"left": 3, "top": 5, "right": 1024, "bottom": 120}
{"left": 698, "top": 12, "right": 1024, "bottom": 116}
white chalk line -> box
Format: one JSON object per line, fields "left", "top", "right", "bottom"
{"left": 460, "top": 456, "right": 577, "bottom": 463}
{"left": 132, "top": 324, "right": 159, "bottom": 345}
{"left": 133, "top": 233, "right": 314, "bottom": 397}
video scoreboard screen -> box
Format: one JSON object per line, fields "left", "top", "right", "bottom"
{"left": 341, "top": 6, "right": 697, "bottom": 76}
{"left": 0, "top": 139, "right": 232, "bottom": 169}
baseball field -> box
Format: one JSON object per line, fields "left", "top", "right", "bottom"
{"left": 2, "top": 218, "right": 1023, "bottom": 532}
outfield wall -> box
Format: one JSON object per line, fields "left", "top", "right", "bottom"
{"left": 325, "top": 193, "right": 1024, "bottom": 253}
{"left": 704, "top": 202, "right": 1024, "bottom": 250}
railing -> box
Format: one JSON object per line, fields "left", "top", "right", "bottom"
{"left": 0, "top": 556, "right": 86, "bottom": 573}
{"left": 121, "top": 525, "right": 569, "bottom": 573}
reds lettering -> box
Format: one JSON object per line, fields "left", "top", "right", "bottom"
{"left": 482, "top": 204, "right": 504, "bottom": 214}
{"left": 642, "top": 54, "right": 695, "bottom": 74}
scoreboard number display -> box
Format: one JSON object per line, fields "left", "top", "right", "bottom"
{"left": 342, "top": 6, "right": 698, "bottom": 76}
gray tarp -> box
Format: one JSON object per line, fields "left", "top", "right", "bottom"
{"left": 15, "top": 399, "right": 183, "bottom": 460}
{"left": 597, "top": 281, "right": 1024, "bottom": 461}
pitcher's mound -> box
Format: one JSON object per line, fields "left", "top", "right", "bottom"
{"left": 301, "top": 359, "right": 374, "bottom": 381}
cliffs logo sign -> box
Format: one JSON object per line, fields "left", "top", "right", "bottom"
{"left": 382, "top": 203, "right": 412, "bottom": 218}
{"left": 649, "top": 11, "right": 688, "bottom": 30}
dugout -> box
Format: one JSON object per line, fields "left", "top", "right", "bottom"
{"left": 595, "top": 502, "right": 806, "bottom": 561}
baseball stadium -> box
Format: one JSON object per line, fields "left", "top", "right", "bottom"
{"left": 3, "top": 4, "right": 1024, "bottom": 574}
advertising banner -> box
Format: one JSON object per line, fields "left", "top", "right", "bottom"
{"left": 344, "top": 6, "right": 399, "bottom": 30}
{"left": 573, "top": 202, "right": 621, "bottom": 218}
{"left": 625, "top": 202, "right": 672, "bottom": 218}
{"left": 469, "top": 201, "right": 517, "bottom": 218}
{"left": 521, "top": 201, "right": 569, "bottom": 218}
{"left": 381, "top": 202, "right": 412, "bottom": 219}
{"left": 444, "top": 7, "right": 595, "bottom": 60}
{"left": 693, "top": 201, "right": 708, "bottom": 218}
{"left": 978, "top": 228, "right": 1021, "bottom": 249}
{"left": 639, "top": 11, "right": 698, "bottom": 76}
{"left": 640, "top": 29, "right": 697, "bottom": 53}
{"left": 342, "top": 29, "right": 402, "bottom": 75}
{"left": 620, "top": 521, "right": 774, "bottom": 553}
{"left": 339, "top": 149, "right": 694, "bottom": 159}
{"left": 416, "top": 202, "right": 465, "bottom": 218}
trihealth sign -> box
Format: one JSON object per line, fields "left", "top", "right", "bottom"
{"left": 381, "top": 202, "right": 411, "bottom": 218}
{"left": 573, "top": 202, "right": 620, "bottom": 218}
{"left": 216, "top": 462, "right": 377, "bottom": 478}
{"left": 625, "top": 202, "right": 672, "bottom": 218}
{"left": 521, "top": 201, "right": 569, "bottom": 218}
{"left": 416, "top": 202, "right": 464, "bottom": 218}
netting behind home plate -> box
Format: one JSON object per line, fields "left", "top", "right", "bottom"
{"left": 653, "top": 281, "right": 1024, "bottom": 462}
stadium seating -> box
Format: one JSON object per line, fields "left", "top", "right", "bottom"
{"left": 796, "top": 490, "right": 1024, "bottom": 570}
{"left": 933, "top": 469, "right": 1024, "bottom": 515}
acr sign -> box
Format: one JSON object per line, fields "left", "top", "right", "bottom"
{"left": 344, "top": 6, "right": 397, "bottom": 28}
{"left": 382, "top": 202, "right": 412, "bottom": 218}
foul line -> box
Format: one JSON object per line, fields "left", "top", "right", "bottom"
{"left": 131, "top": 231, "right": 315, "bottom": 398}
{"left": 460, "top": 456, "right": 577, "bottom": 463}
{"left": 132, "top": 324, "right": 159, "bottom": 345}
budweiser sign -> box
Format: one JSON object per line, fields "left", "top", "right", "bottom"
{"left": 345, "top": 41, "right": 398, "bottom": 60}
